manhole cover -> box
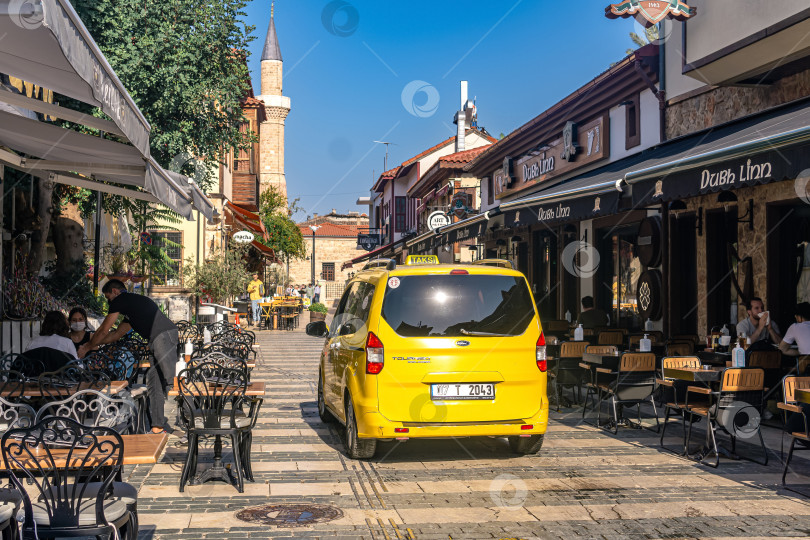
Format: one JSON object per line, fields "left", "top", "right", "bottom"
{"left": 235, "top": 504, "right": 343, "bottom": 527}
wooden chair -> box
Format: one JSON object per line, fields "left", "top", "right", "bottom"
{"left": 596, "top": 353, "right": 658, "bottom": 433}
{"left": 666, "top": 341, "right": 695, "bottom": 356}
{"left": 580, "top": 346, "right": 618, "bottom": 420}
{"left": 685, "top": 368, "right": 767, "bottom": 467}
{"left": 598, "top": 330, "right": 624, "bottom": 346}
{"left": 550, "top": 341, "right": 588, "bottom": 410}
{"left": 748, "top": 350, "right": 781, "bottom": 369}
{"left": 658, "top": 356, "right": 701, "bottom": 454}
{"left": 779, "top": 376, "right": 810, "bottom": 496}
{"left": 672, "top": 334, "right": 701, "bottom": 345}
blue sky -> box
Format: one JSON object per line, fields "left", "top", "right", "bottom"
{"left": 243, "top": 1, "right": 639, "bottom": 219}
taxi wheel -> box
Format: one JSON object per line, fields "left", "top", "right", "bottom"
{"left": 318, "top": 372, "right": 335, "bottom": 423}
{"left": 508, "top": 435, "right": 544, "bottom": 455}
{"left": 345, "top": 394, "right": 377, "bottom": 459}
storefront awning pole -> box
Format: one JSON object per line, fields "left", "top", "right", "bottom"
{"left": 92, "top": 189, "right": 102, "bottom": 296}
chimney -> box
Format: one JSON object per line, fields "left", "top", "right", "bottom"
{"left": 455, "top": 81, "right": 468, "bottom": 153}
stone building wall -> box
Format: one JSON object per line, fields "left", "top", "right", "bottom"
{"left": 287, "top": 236, "right": 366, "bottom": 300}
{"left": 676, "top": 180, "right": 797, "bottom": 339}
{"left": 667, "top": 68, "right": 810, "bottom": 140}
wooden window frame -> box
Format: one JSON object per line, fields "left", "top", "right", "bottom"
{"left": 625, "top": 93, "right": 641, "bottom": 150}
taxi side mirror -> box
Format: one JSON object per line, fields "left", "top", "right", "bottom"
{"left": 306, "top": 321, "right": 328, "bottom": 337}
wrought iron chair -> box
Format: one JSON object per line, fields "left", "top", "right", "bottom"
{"left": 685, "top": 367, "right": 767, "bottom": 467}
{"left": 1, "top": 417, "right": 134, "bottom": 540}
{"left": 0, "top": 353, "right": 46, "bottom": 378}
{"left": 596, "top": 352, "right": 659, "bottom": 434}
{"left": 658, "top": 356, "right": 702, "bottom": 454}
{"left": 0, "top": 370, "right": 30, "bottom": 402}
{"left": 35, "top": 389, "right": 137, "bottom": 434}
{"left": 176, "top": 362, "right": 252, "bottom": 493}
{"left": 35, "top": 365, "right": 112, "bottom": 403}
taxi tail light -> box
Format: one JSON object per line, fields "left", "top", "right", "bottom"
{"left": 449, "top": 269, "right": 469, "bottom": 275}
{"left": 366, "top": 332, "right": 384, "bottom": 374}
{"left": 536, "top": 333, "right": 547, "bottom": 372}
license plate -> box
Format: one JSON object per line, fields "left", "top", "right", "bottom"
{"left": 430, "top": 383, "right": 495, "bottom": 400}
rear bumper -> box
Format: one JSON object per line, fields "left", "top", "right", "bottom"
{"left": 356, "top": 398, "right": 549, "bottom": 439}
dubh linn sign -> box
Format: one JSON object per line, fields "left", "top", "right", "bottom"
{"left": 606, "top": 0, "right": 696, "bottom": 27}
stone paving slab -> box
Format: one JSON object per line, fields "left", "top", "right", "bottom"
{"left": 135, "top": 325, "right": 810, "bottom": 539}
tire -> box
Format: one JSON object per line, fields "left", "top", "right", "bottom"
{"left": 508, "top": 434, "right": 544, "bottom": 455}
{"left": 318, "top": 372, "right": 335, "bottom": 424}
{"left": 344, "top": 394, "right": 377, "bottom": 459}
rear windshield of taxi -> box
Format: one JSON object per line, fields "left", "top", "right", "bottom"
{"left": 381, "top": 274, "right": 536, "bottom": 337}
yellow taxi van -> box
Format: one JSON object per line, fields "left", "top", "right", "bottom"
{"left": 307, "top": 255, "right": 548, "bottom": 459}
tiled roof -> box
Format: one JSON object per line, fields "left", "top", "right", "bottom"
{"left": 241, "top": 96, "right": 264, "bottom": 107}
{"left": 401, "top": 128, "right": 494, "bottom": 167}
{"left": 438, "top": 145, "right": 490, "bottom": 165}
{"left": 298, "top": 222, "right": 360, "bottom": 238}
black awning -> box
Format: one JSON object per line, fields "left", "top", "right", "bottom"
{"left": 504, "top": 188, "right": 620, "bottom": 228}
{"left": 410, "top": 231, "right": 437, "bottom": 254}
{"left": 627, "top": 99, "right": 810, "bottom": 206}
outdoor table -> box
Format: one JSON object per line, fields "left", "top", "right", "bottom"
{"left": 1, "top": 432, "right": 168, "bottom": 469}
{"left": 168, "top": 380, "right": 265, "bottom": 397}
{"left": 582, "top": 352, "right": 623, "bottom": 369}
{"left": 662, "top": 366, "right": 722, "bottom": 383}
{"left": 696, "top": 351, "right": 731, "bottom": 366}
{"left": 0, "top": 380, "right": 129, "bottom": 399}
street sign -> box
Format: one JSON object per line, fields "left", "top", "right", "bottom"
{"left": 428, "top": 211, "right": 450, "bottom": 231}
{"left": 357, "top": 233, "right": 380, "bottom": 251}
{"left": 233, "top": 230, "right": 255, "bottom": 244}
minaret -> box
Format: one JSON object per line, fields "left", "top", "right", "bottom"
{"left": 258, "top": 1, "right": 290, "bottom": 200}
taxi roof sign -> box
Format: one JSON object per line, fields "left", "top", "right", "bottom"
{"left": 406, "top": 255, "right": 440, "bottom": 265}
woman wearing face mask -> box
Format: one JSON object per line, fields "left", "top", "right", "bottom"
{"left": 68, "top": 307, "right": 95, "bottom": 353}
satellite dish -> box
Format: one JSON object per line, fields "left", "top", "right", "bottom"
{"left": 233, "top": 230, "right": 254, "bottom": 244}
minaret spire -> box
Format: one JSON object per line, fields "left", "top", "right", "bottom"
{"left": 271, "top": 0, "right": 274, "bottom": 19}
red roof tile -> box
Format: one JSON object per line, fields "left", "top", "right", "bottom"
{"left": 438, "top": 145, "right": 490, "bottom": 165}
{"left": 241, "top": 96, "right": 264, "bottom": 107}
{"left": 298, "top": 222, "right": 360, "bottom": 238}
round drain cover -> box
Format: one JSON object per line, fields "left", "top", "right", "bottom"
{"left": 236, "top": 504, "right": 343, "bottom": 527}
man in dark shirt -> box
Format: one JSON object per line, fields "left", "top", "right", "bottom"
{"left": 78, "top": 279, "right": 178, "bottom": 434}
{"left": 577, "top": 296, "right": 609, "bottom": 329}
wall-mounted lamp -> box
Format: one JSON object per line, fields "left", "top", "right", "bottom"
{"left": 510, "top": 235, "right": 523, "bottom": 243}
{"left": 495, "top": 238, "right": 507, "bottom": 246}
{"left": 716, "top": 191, "right": 754, "bottom": 230}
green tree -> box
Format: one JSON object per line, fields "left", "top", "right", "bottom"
{"left": 182, "top": 242, "right": 250, "bottom": 304}
{"left": 45, "top": 0, "right": 256, "bottom": 278}
{"left": 626, "top": 26, "right": 659, "bottom": 55}
{"left": 257, "top": 187, "right": 306, "bottom": 260}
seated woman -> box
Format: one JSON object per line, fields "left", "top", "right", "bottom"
{"left": 25, "top": 311, "right": 78, "bottom": 372}
{"left": 68, "top": 307, "right": 95, "bottom": 353}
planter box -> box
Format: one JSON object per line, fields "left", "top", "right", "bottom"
{"left": 309, "top": 312, "right": 326, "bottom": 323}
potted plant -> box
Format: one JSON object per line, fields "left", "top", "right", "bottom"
{"left": 309, "top": 302, "right": 328, "bottom": 323}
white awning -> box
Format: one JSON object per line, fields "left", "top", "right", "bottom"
{"left": 165, "top": 170, "right": 215, "bottom": 222}
{"left": 0, "top": 109, "right": 193, "bottom": 218}
{"left": 0, "top": 0, "right": 150, "bottom": 155}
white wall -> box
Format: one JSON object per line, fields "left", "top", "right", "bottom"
{"left": 608, "top": 88, "right": 661, "bottom": 163}
{"left": 684, "top": 0, "right": 809, "bottom": 64}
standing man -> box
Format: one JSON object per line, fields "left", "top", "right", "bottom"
{"left": 78, "top": 279, "right": 178, "bottom": 434}
{"left": 737, "top": 297, "right": 782, "bottom": 344}
{"left": 313, "top": 282, "right": 321, "bottom": 304}
{"left": 247, "top": 272, "right": 264, "bottom": 326}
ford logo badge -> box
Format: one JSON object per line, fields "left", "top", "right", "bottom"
{"left": 456, "top": 340, "right": 470, "bottom": 347}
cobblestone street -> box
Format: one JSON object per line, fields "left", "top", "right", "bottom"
{"left": 128, "top": 326, "right": 810, "bottom": 539}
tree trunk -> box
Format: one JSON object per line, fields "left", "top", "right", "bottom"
{"left": 29, "top": 176, "right": 54, "bottom": 274}
{"left": 52, "top": 201, "right": 86, "bottom": 275}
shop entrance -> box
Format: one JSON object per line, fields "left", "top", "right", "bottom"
{"left": 767, "top": 201, "right": 810, "bottom": 331}
{"left": 532, "top": 231, "right": 557, "bottom": 322}
{"left": 669, "top": 213, "right": 699, "bottom": 335}
{"left": 596, "top": 224, "right": 642, "bottom": 331}
{"left": 706, "top": 210, "right": 738, "bottom": 333}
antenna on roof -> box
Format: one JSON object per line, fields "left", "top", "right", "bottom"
{"left": 271, "top": 0, "right": 275, "bottom": 18}
{"left": 374, "top": 140, "right": 397, "bottom": 171}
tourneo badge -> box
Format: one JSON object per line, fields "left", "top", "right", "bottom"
{"left": 456, "top": 340, "right": 471, "bottom": 347}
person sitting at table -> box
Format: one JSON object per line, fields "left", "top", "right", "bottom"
{"left": 25, "top": 311, "right": 78, "bottom": 371}
{"left": 577, "top": 296, "right": 608, "bottom": 329}
{"left": 290, "top": 286, "right": 301, "bottom": 297}
{"left": 779, "top": 302, "right": 810, "bottom": 358}
{"left": 737, "top": 297, "right": 782, "bottom": 344}
{"left": 68, "top": 306, "right": 95, "bottom": 353}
